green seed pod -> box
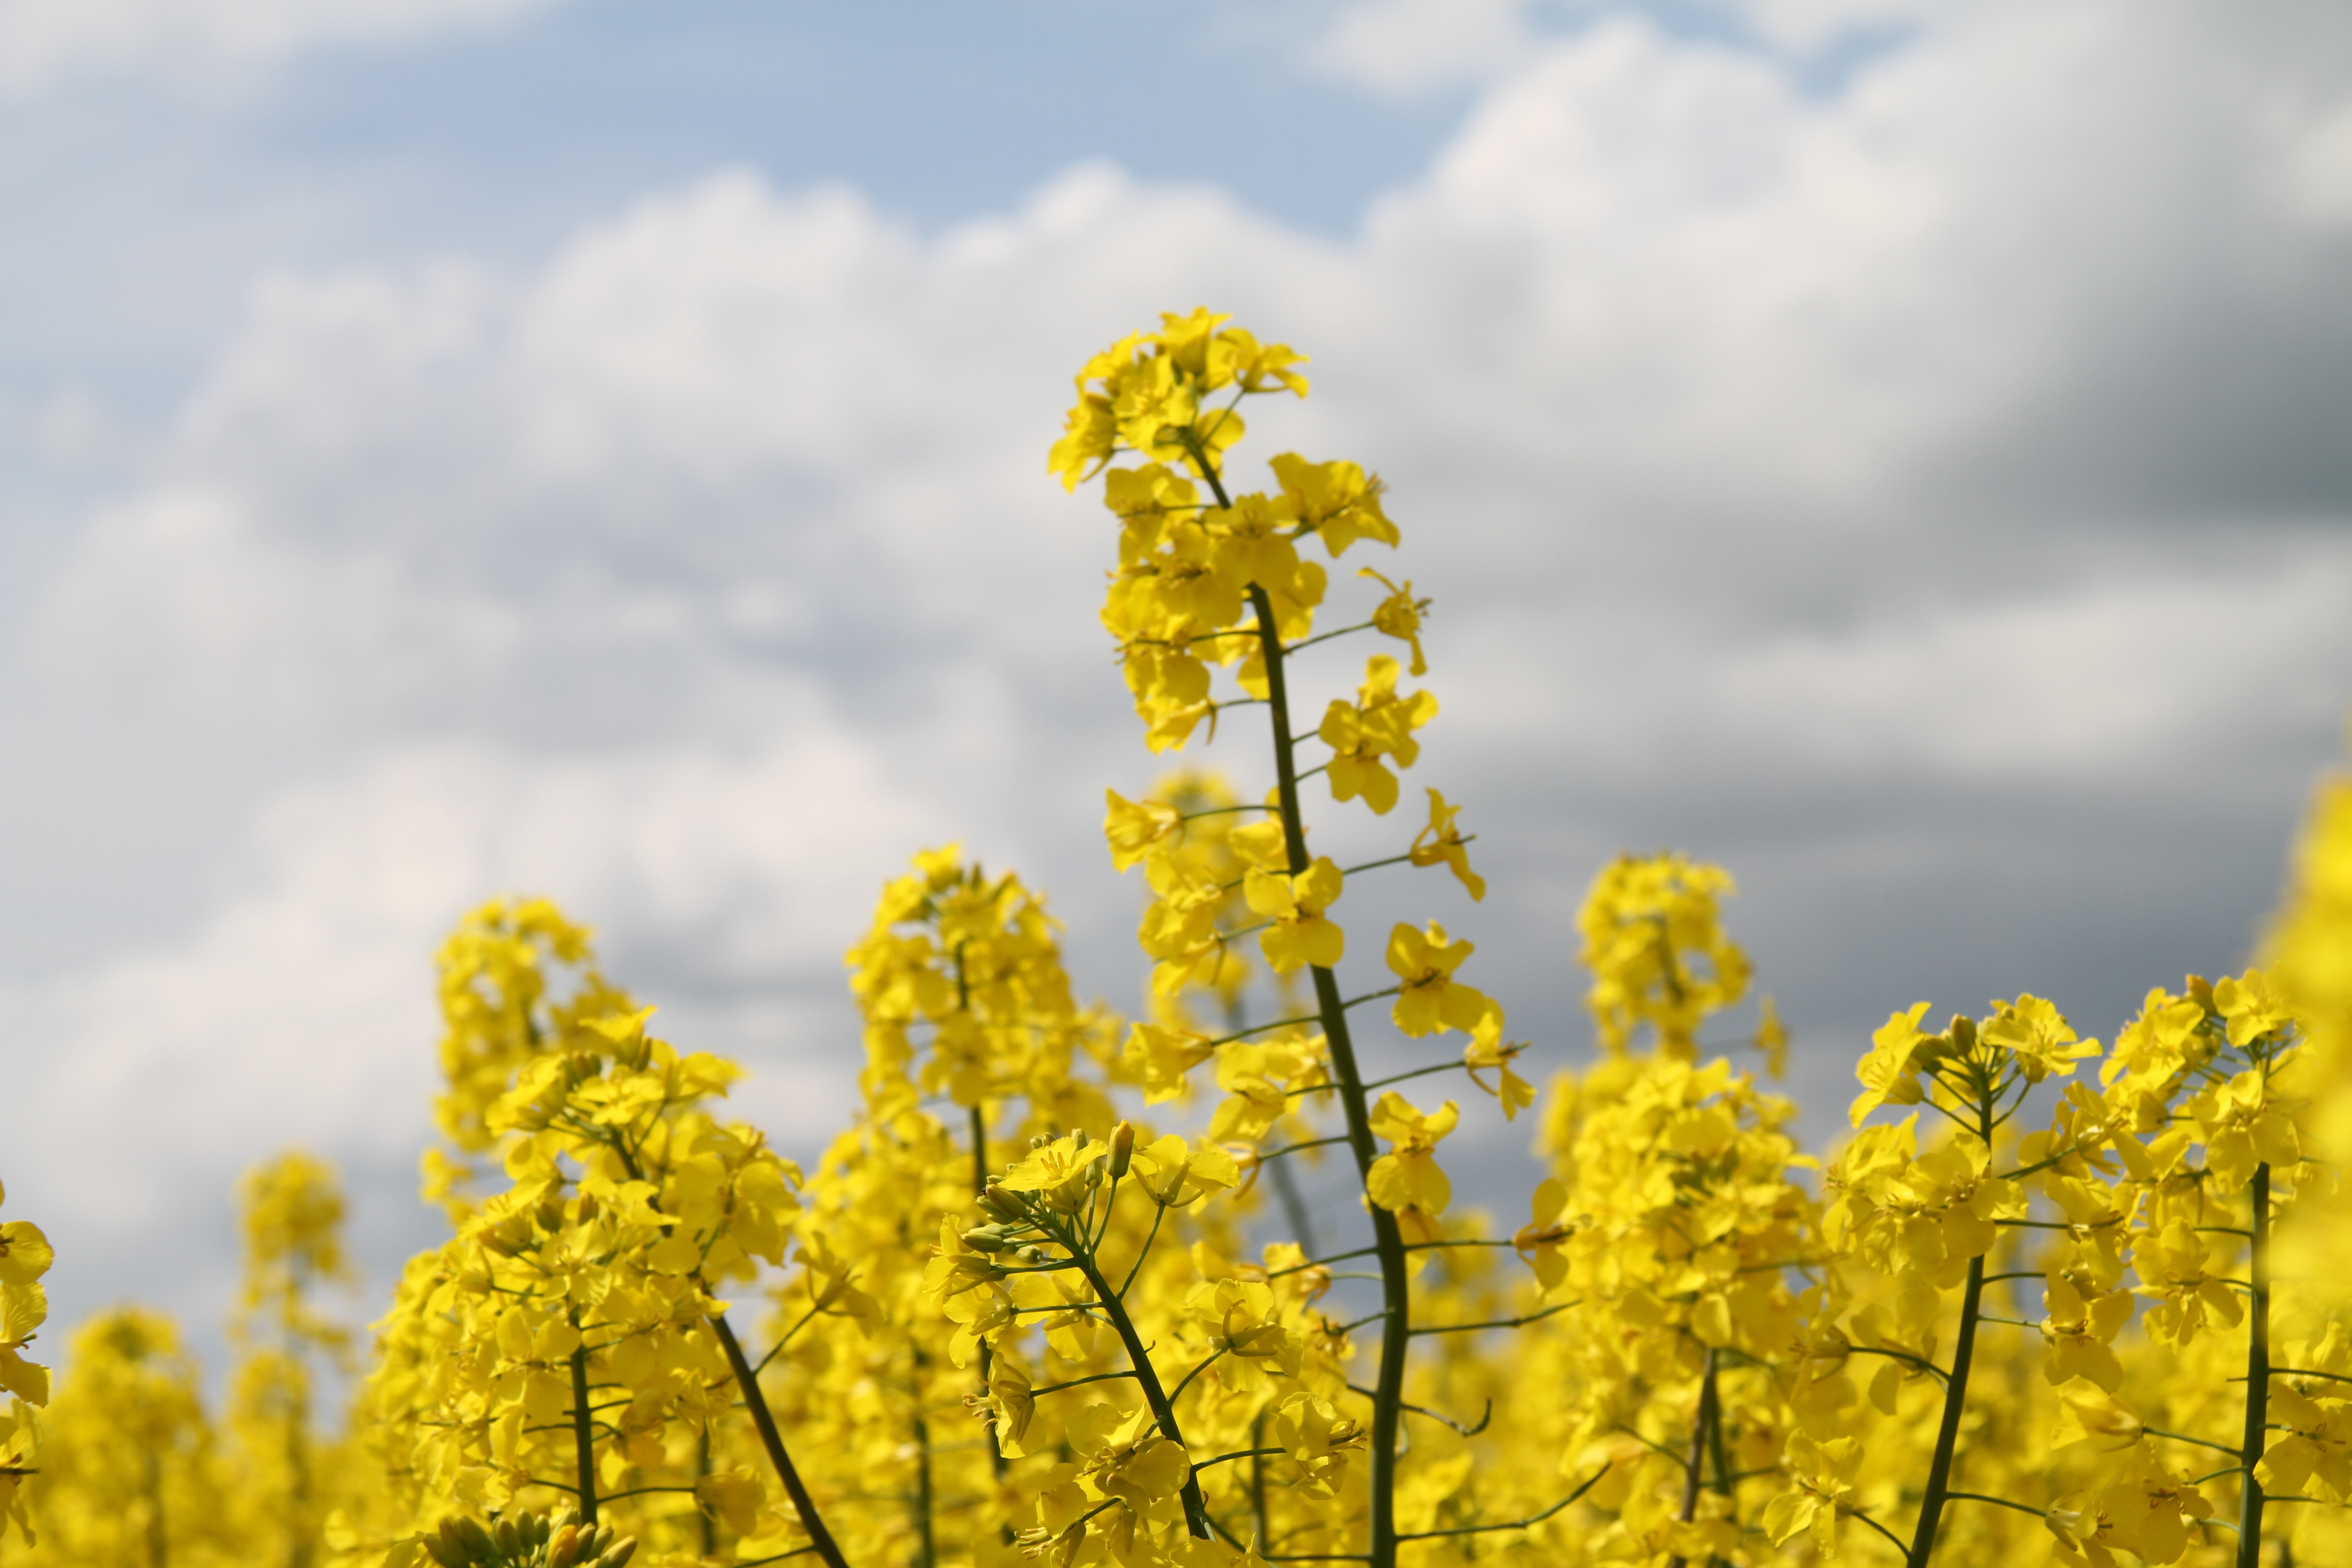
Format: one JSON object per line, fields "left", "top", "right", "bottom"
{"left": 1107, "top": 1121, "right": 1135, "bottom": 1179}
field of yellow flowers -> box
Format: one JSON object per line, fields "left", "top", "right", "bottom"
{"left": 3, "top": 311, "right": 2350, "bottom": 1568}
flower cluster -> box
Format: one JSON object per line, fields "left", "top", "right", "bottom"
{"left": 368, "top": 1003, "right": 805, "bottom": 1544}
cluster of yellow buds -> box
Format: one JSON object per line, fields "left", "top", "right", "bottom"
{"left": 1575, "top": 852, "right": 1756, "bottom": 1059}
{"left": 433, "top": 898, "right": 639, "bottom": 1159}
{"left": 846, "top": 845, "right": 1122, "bottom": 1137}
{"left": 365, "top": 915, "right": 828, "bottom": 1560}
{"left": 416, "top": 1506, "right": 635, "bottom": 1568}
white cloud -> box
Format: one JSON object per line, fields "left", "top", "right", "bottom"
{"left": 9, "top": 3, "right": 2352, "bottom": 1339}
{"left": 0, "top": 0, "right": 561, "bottom": 94}
{"left": 1310, "top": 0, "right": 1539, "bottom": 94}
{"left": 4, "top": 731, "right": 944, "bottom": 1336}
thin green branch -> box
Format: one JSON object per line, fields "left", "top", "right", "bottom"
{"left": 1945, "top": 1491, "right": 2044, "bottom": 1519}
{"left": 1258, "top": 1134, "right": 1353, "bottom": 1163}
{"left": 2146, "top": 1426, "right": 2242, "bottom": 1459}
{"left": 1193, "top": 1446, "right": 1288, "bottom": 1473}
{"left": 1031, "top": 1371, "right": 1141, "bottom": 1397}
{"left": 1288, "top": 620, "right": 1378, "bottom": 654}
{"left": 1346, "top": 1384, "right": 1493, "bottom": 1437}
{"left": 1394, "top": 1466, "right": 1607, "bottom": 1540}
{"left": 1408, "top": 1301, "right": 1573, "bottom": 1336}
{"left": 1167, "top": 1348, "right": 1230, "bottom": 1407}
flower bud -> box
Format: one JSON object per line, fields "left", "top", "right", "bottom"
{"left": 962, "top": 1226, "right": 1014, "bottom": 1253}
{"left": 1948, "top": 1014, "right": 1977, "bottom": 1053}
{"left": 457, "top": 1518, "right": 497, "bottom": 1560}
{"left": 548, "top": 1525, "right": 581, "bottom": 1568}
{"left": 536, "top": 1194, "right": 567, "bottom": 1233}
{"left": 590, "top": 1524, "right": 616, "bottom": 1557}
{"left": 595, "top": 1539, "right": 639, "bottom": 1568}
{"left": 422, "top": 1538, "right": 466, "bottom": 1568}
{"left": 1108, "top": 1122, "right": 1135, "bottom": 1179}
{"left": 493, "top": 1518, "right": 520, "bottom": 1558}
{"left": 979, "top": 1184, "right": 1022, "bottom": 1221}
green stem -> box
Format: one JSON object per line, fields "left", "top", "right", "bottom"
{"left": 570, "top": 1343, "right": 599, "bottom": 1529}
{"left": 1251, "top": 1407, "right": 1272, "bottom": 1550}
{"left": 1062, "top": 1237, "right": 1215, "bottom": 1539}
{"left": 911, "top": 1349, "right": 937, "bottom": 1568}
{"left": 2237, "top": 1162, "right": 2271, "bottom": 1568}
{"left": 1903, "top": 1259, "right": 1982, "bottom": 1568}
{"left": 711, "top": 1312, "right": 852, "bottom": 1568}
{"left": 1706, "top": 1364, "right": 1732, "bottom": 1501}
{"left": 698, "top": 1428, "right": 720, "bottom": 1558}
{"left": 1904, "top": 1090, "right": 1994, "bottom": 1568}
{"left": 1665, "top": 1349, "right": 1720, "bottom": 1568}
{"left": 1247, "top": 578, "right": 1412, "bottom": 1568}
{"left": 970, "top": 1103, "right": 1009, "bottom": 1487}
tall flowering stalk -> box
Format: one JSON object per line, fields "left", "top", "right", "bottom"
{"left": 365, "top": 903, "right": 844, "bottom": 1568}
{"left": 1051, "top": 311, "right": 1576, "bottom": 1568}
{"left": 229, "top": 1152, "right": 357, "bottom": 1568}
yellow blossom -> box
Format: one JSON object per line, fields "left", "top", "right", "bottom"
{"left": 1385, "top": 921, "right": 1497, "bottom": 1038}
{"left": 1245, "top": 858, "right": 1346, "bottom": 974}
{"left": 1406, "top": 789, "right": 1484, "bottom": 901}
{"left": 1366, "top": 1094, "right": 1459, "bottom": 1216}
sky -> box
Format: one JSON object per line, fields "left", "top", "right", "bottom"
{"left": 4, "top": 0, "right": 2351, "bottom": 1384}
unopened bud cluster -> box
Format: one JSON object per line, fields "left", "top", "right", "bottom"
{"left": 420, "top": 1507, "right": 636, "bottom": 1568}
